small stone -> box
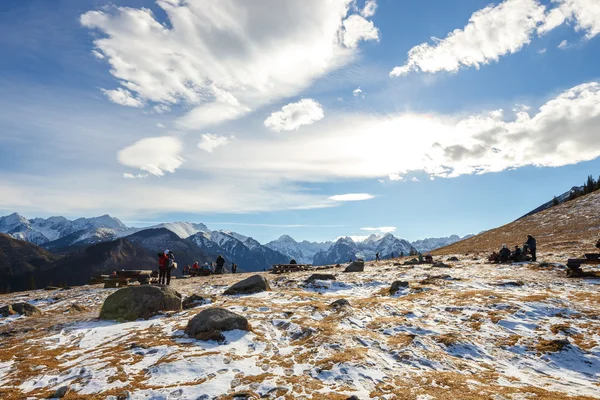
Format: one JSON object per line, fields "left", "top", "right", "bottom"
{"left": 343, "top": 259, "right": 365, "bottom": 273}
{"left": 224, "top": 275, "right": 270, "bottom": 295}
{"left": 185, "top": 307, "right": 250, "bottom": 341}
{"left": 330, "top": 299, "right": 350, "bottom": 308}
{"left": 182, "top": 294, "right": 208, "bottom": 309}
{"left": 447, "top": 256, "right": 459, "bottom": 262}
{"left": 53, "top": 385, "right": 70, "bottom": 398}
{"left": 390, "top": 281, "right": 409, "bottom": 294}
{"left": 305, "top": 274, "right": 336, "bottom": 283}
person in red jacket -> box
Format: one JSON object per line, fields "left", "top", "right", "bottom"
{"left": 158, "top": 252, "right": 169, "bottom": 285}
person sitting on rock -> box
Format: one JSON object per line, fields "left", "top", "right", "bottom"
{"left": 499, "top": 244, "right": 511, "bottom": 263}
{"left": 488, "top": 251, "right": 500, "bottom": 263}
{"left": 511, "top": 245, "right": 523, "bottom": 262}
{"left": 183, "top": 264, "right": 190, "bottom": 275}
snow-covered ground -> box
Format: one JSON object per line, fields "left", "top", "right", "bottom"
{"left": 1, "top": 256, "right": 599, "bottom": 399}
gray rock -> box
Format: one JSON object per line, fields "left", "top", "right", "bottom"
{"left": 99, "top": 285, "right": 182, "bottom": 321}
{"left": 447, "top": 257, "right": 459, "bottom": 262}
{"left": 53, "top": 385, "right": 70, "bottom": 398}
{"left": 343, "top": 259, "right": 365, "bottom": 273}
{"left": 404, "top": 258, "right": 420, "bottom": 265}
{"left": 185, "top": 307, "right": 249, "bottom": 341}
{"left": 390, "top": 281, "right": 409, "bottom": 294}
{"left": 305, "top": 274, "right": 336, "bottom": 283}
{"left": 44, "top": 286, "right": 59, "bottom": 291}
{"left": 182, "top": 294, "right": 208, "bottom": 309}
{"left": 0, "top": 302, "right": 42, "bottom": 317}
{"left": 492, "top": 280, "right": 524, "bottom": 287}
{"left": 330, "top": 299, "right": 350, "bottom": 308}
{"left": 432, "top": 262, "right": 451, "bottom": 268}
{"left": 224, "top": 275, "right": 270, "bottom": 295}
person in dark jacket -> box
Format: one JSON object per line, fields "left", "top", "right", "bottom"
{"left": 525, "top": 235, "right": 537, "bottom": 261}
{"left": 512, "top": 245, "right": 522, "bottom": 262}
{"left": 289, "top": 259, "right": 297, "bottom": 265}
{"left": 232, "top": 263, "right": 238, "bottom": 273}
{"left": 158, "top": 251, "right": 169, "bottom": 285}
{"left": 375, "top": 252, "right": 380, "bottom": 262}
{"left": 215, "top": 255, "right": 225, "bottom": 274}
{"left": 499, "top": 244, "right": 511, "bottom": 263}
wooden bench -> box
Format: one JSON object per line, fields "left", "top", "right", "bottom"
{"left": 90, "top": 270, "right": 154, "bottom": 288}
{"left": 271, "top": 264, "right": 313, "bottom": 274}
{"left": 566, "top": 254, "right": 600, "bottom": 277}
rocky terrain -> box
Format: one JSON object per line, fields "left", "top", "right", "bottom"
{"left": 1, "top": 253, "right": 599, "bottom": 399}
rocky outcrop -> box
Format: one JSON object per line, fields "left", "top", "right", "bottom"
{"left": 343, "top": 259, "right": 364, "bottom": 273}
{"left": 185, "top": 307, "right": 250, "bottom": 341}
{"left": 330, "top": 299, "right": 350, "bottom": 308}
{"left": 0, "top": 302, "right": 42, "bottom": 317}
{"left": 305, "top": 274, "right": 336, "bottom": 283}
{"left": 99, "top": 285, "right": 182, "bottom": 321}
{"left": 224, "top": 275, "right": 270, "bottom": 295}
{"left": 390, "top": 281, "right": 409, "bottom": 294}
{"left": 182, "top": 294, "right": 209, "bottom": 309}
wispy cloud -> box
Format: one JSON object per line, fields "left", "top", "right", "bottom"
{"left": 361, "top": 226, "right": 396, "bottom": 233}
{"left": 329, "top": 193, "right": 375, "bottom": 201}
{"left": 118, "top": 136, "right": 183, "bottom": 176}
{"left": 197, "top": 134, "right": 234, "bottom": 153}
{"left": 264, "top": 99, "right": 324, "bottom": 132}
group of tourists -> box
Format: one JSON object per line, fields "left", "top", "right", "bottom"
{"left": 489, "top": 235, "right": 537, "bottom": 264}
{"left": 159, "top": 252, "right": 239, "bottom": 285}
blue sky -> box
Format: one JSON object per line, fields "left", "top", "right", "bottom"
{"left": 1, "top": 0, "right": 600, "bottom": 243}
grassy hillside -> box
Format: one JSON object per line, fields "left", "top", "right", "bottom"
{"left": 434, "top": 190, "right": 600, "bottom": 257}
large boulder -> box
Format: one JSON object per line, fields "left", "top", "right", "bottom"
{"left": 305, "top": 274, "right": 336, "bottom": 283}
{"left": 343, "top": 259, "right": 365, "bottom": 273}
{"left": 99, "top": 285, "right": 182, "bottom": 321}
{"left": 224, "top": 275, "right": 270, "bottom": 295}
{"left": 185, "top": 307, "right": 250, "bottom": 341}
{"left": 0, "top": 302, "right": 42, "bottom": 317}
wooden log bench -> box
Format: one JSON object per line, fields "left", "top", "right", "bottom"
{"left": 271, "top": 264, "right": 313, "bottom": 274}
{"left": 91, "top": 270, "right": 154, "bottom": 288}
{"left": 566, "top": 254, "right": 600, "bottom": 277}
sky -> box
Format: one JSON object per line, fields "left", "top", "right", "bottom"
{"left": 1, "top": 0, "right": 600, "bottom": 244}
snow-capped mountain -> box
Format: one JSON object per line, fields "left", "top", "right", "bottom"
{"left": 188, "top": 231, "right": 288, "bottom": 271}
{"left": 0, "top": 213, "right": 127, "bottom": 245}
{"left": 312, "top": 233, "right": 415, "bottom": 265}
{"left": 265, "top": 234, "right": 333, "bottom": 264}
{"left": 411, "top": 234, "right": 474, "bottom": 253}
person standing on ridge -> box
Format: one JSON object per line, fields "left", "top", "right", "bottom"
{"left": 232, "top": 263, "right": 238, "bottom": 273}
{"left": 216, "top": 254, "right": 225, "bottom": 274}
{"left": 525, "top": 235, "right": 537, "bottom": 261}
{"left": 375, "top": 252, "right": 380, "bottom": 262}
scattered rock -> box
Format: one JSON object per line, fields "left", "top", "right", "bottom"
{"left": 330, "top": 299, "right": 350, "bottom": 308}
{"left": 44, "top": 286, "right": 59, "bottom": 291}
{"left": 346, "top": 396, "right": 360, "bottom": 400}
{"left": 343, "top": 259, "right": 365, "bottom": 273}
{"left": 390, "top": 281, "right": 409, "bottom": 294}
{"left": 447, "top": 256, "right": 459, "bottom": 262}
{"left": 66, "top": 303, "right": 87, "bottom": 313}
{"left": 492, "top": 280, "right": 524, "bottom": 287}
{"left": 224, "top": 275, "right": 270, "bottom": 295}
{"left": 432, "top": 262, "right": 451, "bottom": 268}
{"left": 99, "top": 285, "right": 182, "bottom": 321}
{"left": 52, "top": 385, "right": 70, "bottom": 398}
{"left": 60, "top": 286, "right": 73, "bottom": 291}
{"left": 403, "top": 258, "right": 419, "bottom": 265}
{"left": 185, "top": 307, "right": 250, "bottom": 342}
{"left": 305, "top": 274, "right": 336, "bottom": 283}
{"left": 182, "top": 294, "right": 209, "bottom": 309}
{"left": 0, "top": 302, "right": 42, "bottom": 317}
{"left": 419, "top": 275, "right": 453, "bottom": 285}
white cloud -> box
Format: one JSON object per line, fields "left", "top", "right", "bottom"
{"left": 390, "top": 0, "right": 546, "bottom": 76}
{"left": 328, "top": 193, "right": 375, "bottom": 201}
{"left": 156, "top": 123, "right": 165, "bottom": 128}
{"left": 538, "top": 48, "right": 547, "bottom": 54}
{"left": 410, "top": 177, "right": 420, "bottom": 182}
{"left": 264, "top": 99, "right": 324, "bottom": 132}
{"left": 91, "top": 50, "right": 104, "bottom": 59}
{"left": 101, "top": 88, "right": 144, "bottom": 108}
{"left": 361, "top": 0, "right": 378, "bottom": 18}
{"left": 118, "top": 136, "right": 183, "bottom": 176}
{"left": 538, "top": 0, "right": 600, "bottom": 39}
{"left": 153, "top": 104, "right": 171, "bottom": 114}
{"left": 81, "top": 1, "right": 379, "bottom": 129}
{"left": 388, "top": 173, "right": 405, "bottom": 181}
{"left": 123, "top": 173, "right": 148, "bottom": 179}
{"left": 361, "top": 226, "right": 396, "bottom": 233}
{"left": 197, "top": 133, "right": 234, "bottom": 153}
{"left": 353, "top": 86, "right": 363, "bottom": 97}
{"left": 558, "top": 39, "right": 569, "bottom": 49}
{"left": 341, "top": 14, "right": 379, "bottom": 49}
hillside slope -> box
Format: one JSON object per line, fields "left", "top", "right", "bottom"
{"left": 434, "top": 189, "right": 600, "bottom": 256}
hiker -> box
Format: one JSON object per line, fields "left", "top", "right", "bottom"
{"left": 183, "top": 264, "right": 190, "bottom": 275}
{"left": 488, "top": 251, "right": 500, "bottom": 263}
{"left": 391, "top": 252, "right": 394, "bottom": 259}
{"left": 400, "top": 251, "right": 404, "bottom": 258}
{"left": 499, "top": 244, "right": 511, "bottom": 263}
{"left": 232, "top": 263, "right": 238, "bottom": 273}
{"left": 375, "top": 252, "right": 380, "bottom": 262}
{"left": 158, "top": 251, "right": 169, "bottom": 285}
{"left": 525, "top": 235, "right": 537, "bottom": 261}
{"left": 425, "top": 254, "right": 433, "bottom": 263}
{"left": 511, "top": 245, "right": 523, "bottom": 262}
{"left": 192, "top": 261, "right": 199, "bottom": 271}
{"left": 290, "top": 259, "right": 297, "bottom": 265}
{"left": 418, "top": 252, "right": 423, "bottom": 264}
{"left": 216, "top": 255, "right": 225, "bottom": 274}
